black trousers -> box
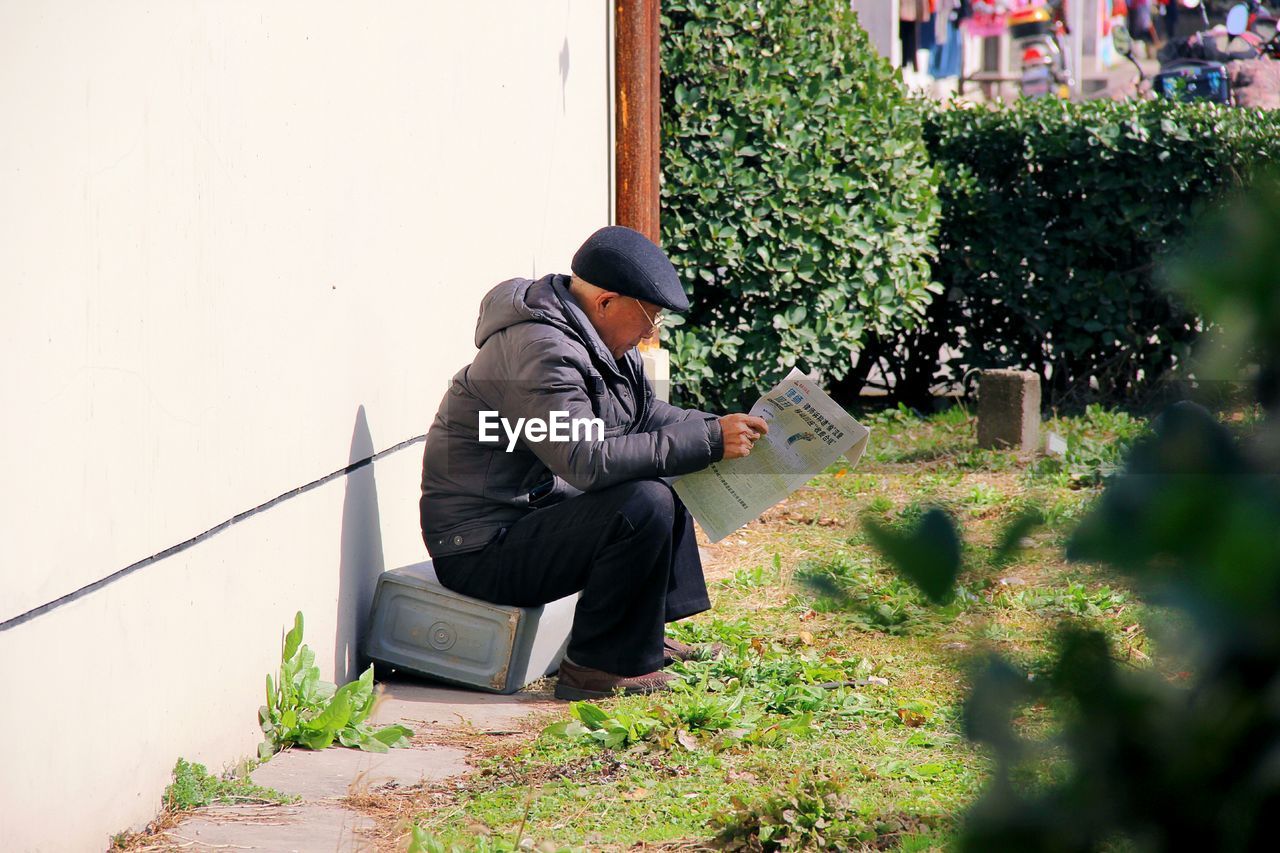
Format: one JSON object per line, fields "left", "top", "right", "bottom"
{"left": 432, "top": 479, "right": 710, "bottom": 676}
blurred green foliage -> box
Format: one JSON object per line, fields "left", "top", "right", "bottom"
{"left": 1164, "top": 178, "right": 1280, "bottom": 411}
{"left": 867, "top": 177, "right": 1280, "bottom": 850}
{"left": 659, "top": 0, "right": 939, "bottom": 410}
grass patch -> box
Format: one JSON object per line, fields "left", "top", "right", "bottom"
{"left": 1028, "top": 404, "right": 1149, "bottom": 488}
{"left": 712, "top": 773, "right": 948, "bottom": 850}
{"left": 389, "top": 404, "right": 1153, "bottom": 849}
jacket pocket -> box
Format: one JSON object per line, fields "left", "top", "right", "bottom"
{"left": 426, "top": 519, "right": 509, "bottom": 557}
{"left": 528, "top": 473, "right": 584, "bottom": 509}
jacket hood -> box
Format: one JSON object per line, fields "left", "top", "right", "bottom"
{"left": 474, "top": 277, "right": 543, "bottom": 347}
{"left": 474, "top": 274, "right": 619, "bottom": 370}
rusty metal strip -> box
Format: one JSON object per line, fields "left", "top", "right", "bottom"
{"left": 615, "top": 0, "right": 660, "bottom": 243}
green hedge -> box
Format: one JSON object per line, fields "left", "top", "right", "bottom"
{"left": 661, "top": 33, "right": 1280, "bottom": 411}
{"left": 660, "top": 0, "right": 939, "bottom": 410}
{"left": 879, "top": 99, "right": 1280, "bottom": 408}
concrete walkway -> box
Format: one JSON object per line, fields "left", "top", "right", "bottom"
{"left": 160, "top": 678, "right": 559, "bottom": 851}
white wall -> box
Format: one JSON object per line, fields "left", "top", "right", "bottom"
{"left": 851, "top": 0, "right": 902, "bottom": 67}
{"left": 0, "top": 2, "right": 611, "bottom": 849}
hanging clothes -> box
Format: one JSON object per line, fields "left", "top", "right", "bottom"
{"left": 965, "top": 0, "right": 1030, "bottom": 38}
{"left": 930, "top": 0, "right": 964, "bottom": 78}
{"left": 920, "top": 13, "right": 939, "bottom": 53}
{"left": 900, "top": 0, "right": 932, "bottom": 69}
{"left": 935, "top": 0, "right": 958, "bottom": 43}
{"left": 931, "top": 22, "right": 964, "bottom": 76}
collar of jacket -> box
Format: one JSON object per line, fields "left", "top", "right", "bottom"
{"left": 548, "top": 274, "right": 636, "bottom": 384}
{"left": 548, "top": 276, "right": 652, "bottom": 432}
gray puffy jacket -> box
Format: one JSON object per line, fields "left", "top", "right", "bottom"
{"left": 420, "top": 274, "right": 724, "bottom": 558}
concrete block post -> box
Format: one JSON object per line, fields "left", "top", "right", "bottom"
{"left": 641, "top": 347, "right": 670, "bottom": 402}
{"left": 977, "top": 369, "right": 1041, "bottom": 452}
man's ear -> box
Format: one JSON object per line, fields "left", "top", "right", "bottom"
{"left": 596, "top": 291, "right": 619, "bottom": 318}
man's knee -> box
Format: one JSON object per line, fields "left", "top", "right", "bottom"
{"left": 612, "top": 478, "right": 676, "bottom": 531}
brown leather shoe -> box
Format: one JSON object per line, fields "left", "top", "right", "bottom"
{"left": 662, "top": 637, "right": 726, "bottom": 665}
{"left": 554, "top": 659, "right": 675, "bottom": 701}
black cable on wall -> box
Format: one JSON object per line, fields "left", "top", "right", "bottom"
{"left": 0, "top": 434, "right": 427, "bottom": 634}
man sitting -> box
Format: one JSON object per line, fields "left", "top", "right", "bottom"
{"left": 419, "top": 226, "right": 766, "bottom": 700}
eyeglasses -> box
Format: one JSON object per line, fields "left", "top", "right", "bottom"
{"left": 631, "top": 298, "right": 666, "bottom": 332}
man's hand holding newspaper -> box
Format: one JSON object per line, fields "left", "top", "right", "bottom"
{"left": 675, "top": 370, "right": 871, "bottom": 542}
{"left": 718, "top": 412, "right": 771, "bottom": 459}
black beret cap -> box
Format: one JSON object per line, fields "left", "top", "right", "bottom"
{"left": 570, "top": 225, "right": 690, "bottom": 313}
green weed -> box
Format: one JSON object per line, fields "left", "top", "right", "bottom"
{"left": 711, "top": 773, "right": 944, "bottom": 851}
{"left": 865, "top": 495, "right": 894, "bottom": 515}
{"left": 544, "top": 680, "right": 819, "bottom": 756}
{"left": 258, "top": 611, "right": 412, "bottom": 757}
{"left": 162, "top": 758, "right": 295, "bottom": 811}
{"left": 831, "top": 472, "right": 880, "bottom": 497}
{"left": 1029, "top": 405, "right": 1149, "bottom": 488}
{"left": 952, "top": 448, "right": 1019, "bottom": 472}
{"left": 408, "top": 825, "right": 579, "bottom": 853}
{"left": 719, "top": 557, "right": 781, "bottom": 591}
{"left": 712, "top": 775, "right": 859, "bottom": 850}
{"left": 543, "top": 702, "right": 664, "bottom": 751}
{"left": 997, "top": 582, "right": 1128, "bottom": 618}
{"left": 962, "top": 484, "right": 1007, "bottom": 512}
{"left": 798, "top": 554, "right": 974, "bottom": 635}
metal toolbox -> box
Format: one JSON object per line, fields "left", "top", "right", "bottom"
{"left": 363, "top": 561, "right": 577, "bottom": 694}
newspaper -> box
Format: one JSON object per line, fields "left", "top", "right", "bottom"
{"left": 674, "top": 370, "right": 871, "bottom": 543}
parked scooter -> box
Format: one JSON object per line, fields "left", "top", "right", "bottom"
{"left": 1238, "top": 0, "right": 1280, "bottom": 56}
{"left": 1011, "top": 2, "right": 1074, "bottom": 97}
{"left": 1153, "top": 0, "right": 1235, "bottom": 104}
{"left": 1116, "top": 4, "right": 1268, "bottom": 103}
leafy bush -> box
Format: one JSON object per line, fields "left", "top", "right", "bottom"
{"left": 869, "top": 178, "right": 1280, "bottom": 850}
{"left": 258, "top": 612, "right": 412, "bottom": 757}
{"left": 660, "top": 0, "right": 939, "bottom": 409}
{"left": 871, "top": 99, "right": 1280, "bottom": 408}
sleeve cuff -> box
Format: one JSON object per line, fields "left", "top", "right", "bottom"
{"left": 706, "top": 416, "right": 724, "bottom": 462}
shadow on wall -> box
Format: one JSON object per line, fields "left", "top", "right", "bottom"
{"left": 559, "top": 35, "right": 570, "bottom": 111}
{"left": 335, "top": 405, "right": 385, "bottom": 684}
